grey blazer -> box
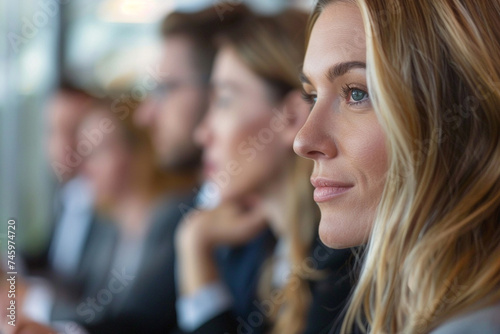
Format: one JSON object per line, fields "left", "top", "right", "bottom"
{"left": 430, "top": 303, "right": 500, "bottom": 334}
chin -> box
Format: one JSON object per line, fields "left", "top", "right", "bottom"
{"left": 219, "top": 187, "right": 244, "bottom": 203}
{"left": 318, "top": 213, "right": 366, "bottom": 249}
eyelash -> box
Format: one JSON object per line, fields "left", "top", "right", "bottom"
{"left": 301, "top": 84, "right": 370, "bottom": 109}
{"left": 301, "top": 90, "right": 317, "bottom": 108}
{"left": 341, "top": 84, "right": 369, "bottom": 106}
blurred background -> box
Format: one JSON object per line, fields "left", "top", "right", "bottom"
{"left": 0, "top": 0, "right": 314, "bottom": 256}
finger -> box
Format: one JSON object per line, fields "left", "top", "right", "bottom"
{"left": 180, "top": 207, "right": 204, "bottom": 225}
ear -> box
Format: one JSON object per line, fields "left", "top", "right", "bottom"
{"left": 275, "top": 89, "right": 310, "bottom": 147}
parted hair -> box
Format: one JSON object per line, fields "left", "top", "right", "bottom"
{"left": 308, "top": 1, "right": 500, "bottom": 333}
{"left": 217, "top": 7, "right": 320, "bottom": 334}
{"left": 161, "top": 6, "right": 249, "bottom": 84}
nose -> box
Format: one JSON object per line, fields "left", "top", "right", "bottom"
{"left": 293, "top": 109, "right": 337, "bottom": 160}
{"left": 134, "top": 97, "right": 157, "bottom": 127}
{"left": 194, "top": 112, "right": 213, "bottom": 148}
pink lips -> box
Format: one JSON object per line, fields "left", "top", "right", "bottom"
{"left": 203, "top": 162, "right": 216, "bottom": 177}
{"left": 202, "top": 157, "right": 217, "bottom": 177}
{"left": 311, "top": 177, "right": 353, "bottom": 202}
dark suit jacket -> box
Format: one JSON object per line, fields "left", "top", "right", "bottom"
{"left": 82, "top": 193, "right": 196, "bottom": 334}
{"left": 20, "top": 180, "right": 117, "bottom": 323}
{"left": 191, "top": 236, "right": 356, "bottom": 334}
{"left": 50, "top": 218, "right": 118, "bottom": 322}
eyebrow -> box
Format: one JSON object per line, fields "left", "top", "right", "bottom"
{"left": 300, "top": 61, "right": 367, "bottom": 85}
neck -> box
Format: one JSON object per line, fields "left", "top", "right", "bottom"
{"left": 159, "top": 166, "right": 201, "bottom": 195}
{"left": 111, "top": 191, "right": 152, "bottom": 238}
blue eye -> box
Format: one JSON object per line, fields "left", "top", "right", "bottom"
{"left": 351, "top": 89, "right": 368, "bottom": 102}
{"left": 342, "top": 85, "right": 370, "bottom": 106}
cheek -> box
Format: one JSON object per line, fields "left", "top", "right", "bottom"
{"left": 47, "top": 136, "right": 62, "bottom": 161}
{"left": 319, "top": 117, "right": 388, "bottom": 248}
{"left": 49, "top": 134, "right": 72, "bottom": 160}
{"left": 214, "top": 117, "right": 251, "bottom": 165}
{"left": 235, "top": 115, "right": 276, "bottom": 163}
{"left": 215, "top": 113, "right": 283, "bottom": 199}
{"left": 89, "top": 151, "right": 129, "bottom": 194}
{"left": 159, "top": 92, "right": 203, "bottom": 139}
{"left": 360, "top": 133, "right": 387, "bottom": 193}
{"left": 342, "top": 115, "right": 388, "bottom": 189}
{"left": 109, "top": 152, "right": 131, "bottom": 187}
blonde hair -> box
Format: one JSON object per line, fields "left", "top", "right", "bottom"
{"left": 309, "top": 0, "right": 500, "bottom": 333}
{"left": 219, "top": 7, "right": 320, "bottom": 333}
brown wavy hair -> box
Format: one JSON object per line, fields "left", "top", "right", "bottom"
{"left": 218, "top": 7, "right": 320, "bottom": 334}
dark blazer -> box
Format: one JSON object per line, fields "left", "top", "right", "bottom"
{"left": 82, "top": 193, "right": 196, "bottom": 334}
{"left": 192, "top": 236, "right": 356, "bottom": 334}
{"left": 50, "top": 218, "right": 118, "bottom": 322}
{"left": 20, "top": 180, "right": 117, "bottom": 323}
{"left": 216, "top": 228, "right": 277, "bottom": 319}
{"left": 22, "top": 183, "right": 99, "bottom": 289}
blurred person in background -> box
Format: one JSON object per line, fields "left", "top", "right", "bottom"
{"left": 175, "top": 7, "right": 355, "bottom": 334}
{"left": 135, "top": 6, "right": 244, "bottom": 175}
{"left": 60, "top": 6, "right": 244, "bottom": 334}
{"left": 2, "top": 6, "right": 246, "bottom": 334}
{"left": 80, "top": 6, "right": 246, "bottom": 334}
{"left": 0, "top": 84, "right": 117, "bottom": 331}
{"left": 29, "top": 83, "right": 96, "bottom": 280}
{"left": 73, "top": 98, "right": 189, "bottom": 334}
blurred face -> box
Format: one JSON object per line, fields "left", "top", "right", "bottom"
{"left": 47, "top": 93, "right": 88, "bottom": 182}
{"left": 135, "top": 35, "right": 205, "bottom": 168}
{"left": 294, "top": 3, "right": 388, "bottom": 248}
{"left": 195, "top": 46, "right": 292, "bottom": 201}
{"left": 80, "top": 112, "right": 132, "bottom": 206}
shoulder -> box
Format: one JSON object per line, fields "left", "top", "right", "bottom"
{"left": 431, "top": 303, "right": 500, "bottom": 334}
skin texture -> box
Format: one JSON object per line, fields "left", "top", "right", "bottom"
{"left": 0, "top": 93, "right": 90, "bottom": 333}
{"left": 46, "top": 92, "right": 91, "bottom": 183}
{"left": 79, "top": 110, "right": 153, "bottom": 238}
{"left": 80, "top": 111, "right": 132, "bottom": 207}
{"left": 176, "top": 46, "right": 309, "bottom": 295}
{"left": 294, "top": 2, "right": 388, "bottom": 249}
{"left": 134, "top": 35, "right": 206, "bottom": 168}
{"left": 195, "top": 46, "right": 294, "bottom": 201}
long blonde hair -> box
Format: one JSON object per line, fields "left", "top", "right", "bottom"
{"left": 219, "top": 7, "right": 320, "bottom": 333}
{"left": 309, "top": 0, "right": 500, "bottom": 333}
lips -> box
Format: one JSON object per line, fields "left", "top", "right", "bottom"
{"left": 311, "top": 177, "right": 353, "bottom": 202}
{"left": 202, "top": 158, "right": 217, "bottom": 177}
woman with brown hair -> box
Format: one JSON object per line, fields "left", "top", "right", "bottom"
{"left": 2, "top": 97, "right": 196, "bottom": 334}
{"left": 295, "top": 0, "right": 500, "bottom": 333}
{"left": 76, "top": 98, "right": 196, "bottom": 333}
{"left": 175, "top": 6, "right": 355, "bottom": 334}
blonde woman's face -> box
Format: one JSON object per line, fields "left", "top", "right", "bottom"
{"left": 294, "top": 3, "right": 388, "bottom": 248}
